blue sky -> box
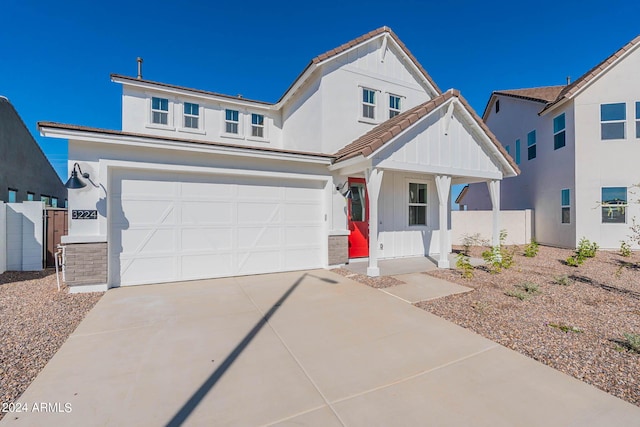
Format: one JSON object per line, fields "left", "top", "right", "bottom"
{"left": 2, "top": 0, "right": 639, "bottom": 197}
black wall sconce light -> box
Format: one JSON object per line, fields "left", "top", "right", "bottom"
{"left": 336, "top": 182, "right": 353, "bottom": 199}
{"left": 65, "top": 163, "right": 90, "bottom": 189}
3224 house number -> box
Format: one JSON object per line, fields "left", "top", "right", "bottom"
{"left": 71, "top": 210, "right": 98, "bottom": 220}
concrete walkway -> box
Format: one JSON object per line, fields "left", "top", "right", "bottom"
{"left": 2, "top": 270, "right": 639, "bottom": 426}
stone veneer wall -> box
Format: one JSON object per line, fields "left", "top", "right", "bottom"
{"left": 64, "top": 242, "right": 108, "bottom": 287}
{"left": 328, "top": 235, "right": 348, "bottom": 266}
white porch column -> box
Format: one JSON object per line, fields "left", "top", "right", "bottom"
{"left": 435, "top": 175, "right": 451, "bottom": 268}
{"left": 487, "top": 180, "right": 501, "bottom": 246}
{"left": 365, "top": 167, "right": 384, "bottom": 277}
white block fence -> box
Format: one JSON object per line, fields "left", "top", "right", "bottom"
{"left": 0, "top": 201, "right": 44, "bottom": 273}
{"left": 451, "top": 210, "right": 534, "bottom": 246}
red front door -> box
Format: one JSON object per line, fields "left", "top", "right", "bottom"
{"left": 347, "top": 178, "right": 369, "bottom": 258}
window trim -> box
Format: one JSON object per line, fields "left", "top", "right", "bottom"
{"left": 553, "top": 113, "right": 566, "bottom": 150}
{"left": 248, "top": 112, "right": 267, "bottom": 141}
{"left": 561, "top": 189, "right": 570, "bottom": 224}
{"left": 388, "top": 93, "right": 402, "bottom": 119}
{"left": 601, "top": 186, "right": 627, "bottom": 224}
{"left": 181, "top": 101, "right": 201, "bottom": 131}
{"left": 359, "top": 86, "right": 378, "bottom": 123}
{"left": 407, "top": 181, "right": 428, "bottom": 227}
{"left": 223, "top": 108, "right": 242, "bottom": 137}
{"left": 150, "top": 96, "right": 171, "bottom": 128}
{"left": 600, "top": 102, "right": 626, "bottom": 140}
{"left": 527, "top": 130, "right": 536, "bottom": 160}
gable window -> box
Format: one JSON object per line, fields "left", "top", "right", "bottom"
{"left": 553, "top": 113, "right": 566, "bottom": 150}
{"left": 27, "top": 192, "right": 34, "bottom": 201}
{"left": 8, "top": 189, "right": 17, "bottom": 203}
{"left": 151, "top": 97, "right": 169, "bottom": 125}
{"left": 389, "top": 94, "right": 401, "bottom": 118}
{"left": 251, "top": 113, "right": 264, "bottom": 138}
{"left": 561, "top": 189, "right": 570, "bottom": 224}
{"left": 408, "top": 182, "right": 427, "bottom": 226}
{"left": 601, "top": 187, "right": 627, "bottom": 223}
{"left": 183, "top": 102, "right": 199, "bottom": 129}
{"left": 515, "top": 139, "right": 521, "bottom": 164}
{"left": 495, "top": 99, "right": 500, "bottom": 113}
{"left": 362, "top": 88, "right": 376, "bottom": 120}
{"left": 225, "top": 109, "right": 239, "bottom": 134}
{"left": 40, "top": 195, "right": 50, "bottom": 206}
{"left": 636, "top": 102, "right": 640, "bottom": 138}
{"left": 527, "top": 130, "right": 536, "bottom": 160}
{"left": 601, "top": 103, "right": 625, "bottom": 140}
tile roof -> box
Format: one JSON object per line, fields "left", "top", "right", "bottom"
{"left": 37, "top": 122, "right": 334, "bottom": 159}
{"left": 494, "top": 86, "right": 565, "bottom": 104}
{"left": 334, "top": 89, "right": 519, "bottom": 175}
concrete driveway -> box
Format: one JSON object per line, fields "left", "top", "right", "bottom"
{"left": 2, "top": 270, "right": 639, "bottom": 426}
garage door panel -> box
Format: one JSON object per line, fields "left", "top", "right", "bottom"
{"left": 119, "top": 228, "right": 176, "bottom": 254}
{"left": 237, "top": 227, "right": 281, "bottom": 249}
{"left": 181, "top": 254, "right": 233, "bottom": 279}
{"left": 179, "top": 181, "right": 234, "bottom": 198}
{"left": 181, "top": 228, "right": 233, "bottom": 251}
{"left": 236, "top": 184, "right": 282, "bottom": 200}
{"left": 119, "top": 256, "right": 177, "bottom": 285}
{"left": 120, "top": 179, "right": 177, "bottom": 197}
{"left": 284, "top": 226, "right": 323, "bottom": 246}
{"left": 284, "top": 204, "right": 322, "bottom": 223}
{"left": 181, "top": 202, "right": 233, "bottom": 225}
{"left": 237, "top": 203, "right": 281, "bottom": 224}
{"left": 237, "top": 250, "right": 281, "bottom": 275}
{"left": 285, "top": 185, "right": 323, "bottom": 200}
{"left": 284, "top": 248, "right": 322, "bottom": 269}
{"left": 119, "top": 201, "right": 176, "bottom": 225}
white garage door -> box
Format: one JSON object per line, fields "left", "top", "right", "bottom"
{"left": 109, "top": 170, "right": 325, "bottom": 286}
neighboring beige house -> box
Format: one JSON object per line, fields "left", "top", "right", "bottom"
{"left": 460, "top": 34, "right": 640, "bottom": 249}
{"left": 39, "top": 27, "right": 517, "bottom": 292}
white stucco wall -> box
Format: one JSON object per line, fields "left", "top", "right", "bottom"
{"left": 0, "top": 202, "right": 6, "bottom": 273}
{"left": 451, "top": 210, "right": 533, "bottom": 246}
{"left": 572, "top": 44, "right": 640, "bottom": 248}
{"left": 467, "top": 94, "right": 576, "bottom": 248}
{"left": 5, "top": 202, "right": 43, "bottom": 271}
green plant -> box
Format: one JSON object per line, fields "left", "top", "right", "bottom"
{"left": 548, "top": 323, "right": 583, "bottom": 333}
{"left": 455, "top": 253, "right": 474, "bottom": 279}
{"left": 566, "top": 255, "right": 582, "bottom": 267}
{"left": 481, "top": 230, "right": 515, "bottom": 273}
{"left": 505, "top": 289, "right": 530, "bottom": 301}
{"left": 553, "top": 275, "right": 572, "bottom": 286}
{"left": 460, "top": 233, "right": 488, "bottom": 256}
{"left": 623, "top": 333, "right": 640, "bottom": 353}
{"left": 516, "top": 282, "right": 540, "bottom": 295}
{"left": 620, "top": 241, "right": 632, "bottom": 257}
{"left": 505, "top": 282, "right": 541, "bottom": 300}
{"left": 576, "top": 237, "right": 598, "bottom": 259}
{"left": 523, "top": 239, "right": 539, "bottom": 257}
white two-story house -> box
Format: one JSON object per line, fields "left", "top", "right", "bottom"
{"left": 39, "top": 27, "right": 517, "bottom": 292}
{"left": 460, "top": 34, "right": 640, "bottom": 249}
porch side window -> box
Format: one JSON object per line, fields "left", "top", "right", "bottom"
{"left": 601, "top": 187, "right": 627, "bottom": 223}
{"left": 561, "top": 189, "right": 570, "bottom": 224}
{"left": 408, "top": 182, "right": 427, "bottom": 226}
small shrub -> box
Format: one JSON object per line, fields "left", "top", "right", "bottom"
{"left": 461, "top": 233, "right": 488, "bottom": 256}
{"left": 505, "top": 282, "right": 540, "bottom": 300}
{"left": 523, "top": 239, "right": 539, "bottom": 257}
{"left": 566, "top": 256, "right": 582, "bottom": 267}
{"left": 548, "top": 323, "right": 583, "bottom": 333}
{"left": 455, "top": 253, "right": 474, "bottom": 279}
{"left": 505, "top": 289, "right": 529, "bottom": 301}
{"left": 620, "top": 241, "right": 632, "bottom": 257}
{"left": 481, "top": 230, "right": 515, "bottom": 273}
{"left": 576, "top": 237, "right": 598, "bottom": 259}
{"left": 623, "top": 333, "right": 640, "bottom": 353}
{"left": 553, "top": 275, "right": 572, "bottom": 286}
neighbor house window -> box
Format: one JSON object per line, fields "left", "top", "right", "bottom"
{"left": 495, "top": 99, "right": 500, "bottom": 113}
{"left": 362, "top": 88, "right": 376, "bottom": 120}
{"left": 8, "top": 189, "right": 17, "bottom": 203}
{"left": 553, "top": 113, "right": 566, "bottom": 150}
{"left": 601, "top": 187, "right": 627, "bottom": 223}
{"left": 408, "top": 182, "right": 427, "bottom": 226}
{"left": 151, "top": 97, "right": 169, "bottom": 125}
{"left": 27, "top": 192, "right": 34, "bottom": 201}
{"left": 251, "top": 113, "right": 264, "bottom": 138}
{"left": 601, "top": 103, "right": 626, "bottom": 140}
{"left": 505, "top": 145, "right": 510, "bottom": 155}
{"left": 515, "top": 139, "right": 521, "bottom": 164}
{"left": 561, "top": 189, "right": 570, "bottom": 224}
{"left": 225, "top": 109, "right": 239, "bottom": 134}
{"left": 636, "top": 102, "right": 640, "bottom": 138}
{"left": 527, "top": 130, "right": 536, "bottom": 160}
{"left": 40, "top": 195, "right": 50, "bottom": 206}
{"left": 51, "top": 197, "right": 58, "bottom": 208}
{"left": 389, "top": 94, "right": 401, "bottom": 118}
{"left": 183, "top": 102, "right": 199, "bottom": 129}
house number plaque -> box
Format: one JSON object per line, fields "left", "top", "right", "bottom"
{"left": 72, "top": 210, "right": 98, "bottom": 220}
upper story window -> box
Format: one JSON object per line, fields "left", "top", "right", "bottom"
{"left": 27, "top": 192, "right": 34, "bottom": 201}
{"left": 251, "top": 113, "right": 264, "bottom": 138}
{"left": 561, "top": 189, "right": 570, "bottom": 224}
{"left": 408, "top": 182, "right": 427, "bottom": 226}
{"left": 40, "top": 195, "right": 50, "bottom": 206}
{"left": 389, "top": 95, "right": 401, "bottom": 118}
{"left": 362, "top": 88, "right": 376, "bottom": 120}
{"left": 495, "top": 99, "right": 500, "bottom": 113}
{"left": 183, "top": 102, "right": 199, "bottom": 129}
{"left": 602, "top": 187, "right": 627, "bottom": 223}
{"left": 527, "top": 130, "right": 536, "bottom": 160}
{"left": 601, "top": 103, "right": 625, "bottom": 140}
{"left": 151, "top": 97, "right": 169, "bottom": 125}
{"left": 553, "top": 113, "right": 566, "bottom": 150}
{"left": 636, "top": 102, "right": 640, "bottom": 138}
{"left": 8, "top": 189, "right": 17, "bottom": 203}
{"left": 51, "top": 197, "right": 58, "bottom": 208}
{"left": 225, "top": 109, "right": 239, "bottom": 134}
{"left": 505, "top": 145, "right": 510, "bottom": 155}
{"left": 515, "top": 139, "right": 521, "bottom": 165}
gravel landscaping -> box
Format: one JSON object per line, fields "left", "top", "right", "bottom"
{"left": 418, "top": 245, "right": 640, "bottom": 407}
{"left": 0, "top": 270, "right": 102, "bottom": 419}
{"left": 331, "top": 267, "right": 405, "bottom": 288}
